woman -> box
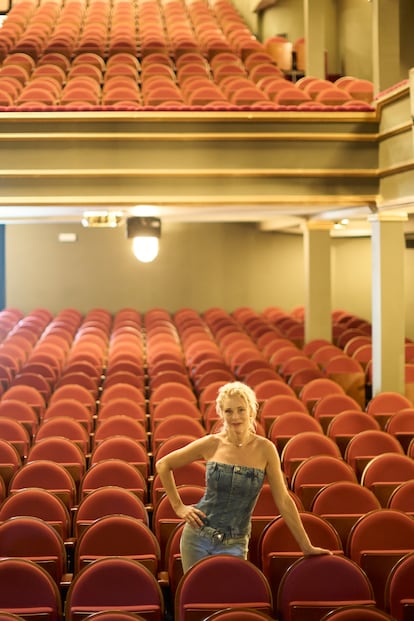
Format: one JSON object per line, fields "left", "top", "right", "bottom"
{"left": 156, "top": 381, "right": 331, "bottom": 572}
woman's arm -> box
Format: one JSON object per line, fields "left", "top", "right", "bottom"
{"left": 155, "top": 435, "right": 211, "bottom": 526}
{"left": 264, "top": 439, "right": 332, "bottom": 555}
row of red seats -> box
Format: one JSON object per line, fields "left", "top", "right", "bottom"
{"left": 0, "top": 48, "right": 375, "bottom": 110}
{"left": 1, "top": 549, "right": 412, "bottom": 621}
{"left": 0, "top": 496, "right": 413, "bottom": 620}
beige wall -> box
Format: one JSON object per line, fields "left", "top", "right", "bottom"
{"left": 336, "top": 0, "right": 373, "bottom": 81}
{"left": 5, "top": 222, "right": 305, "bottom": 316}
{"left": 6, "top": 222, "right": 414, "bottom": 340}
{"left": 331, "top": 236, "right": 372, "bottom": 321}
{"left": 260, "top": 0, "right": 304, "bottom": 45}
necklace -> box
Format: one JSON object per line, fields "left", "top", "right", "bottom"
{"left": 229, "top": 432, "right": 252, "bottom": 448}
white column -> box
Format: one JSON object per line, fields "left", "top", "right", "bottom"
{"left": 372, "top": 0, "right": 400, "bottom": 94}
{"left": 370, "top": 211, "right": 407, "bottom": 396}
{"left": 303, "top": 221, "right": 332, "bottom": 344}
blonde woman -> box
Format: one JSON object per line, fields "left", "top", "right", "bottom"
{"left": 156, "top": 381, "right": 331, "bottom": 572}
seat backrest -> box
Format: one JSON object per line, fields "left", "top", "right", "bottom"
{"left": 385, "top": 408, "right": 414, "bottom": 451}
{"left": 366, "top": 392, "right": 413, "bottom": 416}
{"left": 91, "top": 433, "right": 149, "bottom": 464}
{"left": 384, "top": 551, "right": 414, "bottom": 621}
{"left": 311, "top": 480, "right": 381, "bottom": 549}
{"left": 259, "top": 395, "right": 308, "bottom": 434}
{"left": 198, "top": 381, "right": 227, "bottom": 413}
{"left": 79, "top": 459, "right": 147, "bottom": 503}
{"left": 0, "top": 557, "right": 62, "bottom": 621}
{"left": 48, "top": 384, "right": 97, "bottom": 414}
{"left": 96, "top": 398, "right": 147, "bottom": 424}
{"left": 0, "top": 417, "right": 31, "bottom": 459}
{"left": 311, "top": 480, "right": 381, "bottom": 516}
{"left": 56, "top": 372, "right": 99, "bottom": 394}
{"left": 259, "top": 512, "right": 343, "bottom": 598}
{"left": 360, "top": 453, "right": 414, "bottom": 506}
{"left": 0, "top": 486, "right": 71, "bottom": 539}
{"left": 299, "top": 378, "right": 345, "bottom": 411}
{"left": 277, "top": 555, "right": 374, "bottom": 621}
{"left": 281, "top": 432, "right": 342, "bottom": 483}
{"left": 93, "top": 419, "right": 149, "bottom": 454}
{"left": 327, "top": 410, "right": 380, "bottom": 438}
{"left": 43, "top": 398, "right": 94, "bottom": 433}
{"left": 268, "top": 412, "right": 323, "bottom": 453}
{"left": 74, "top": 485, "right": 148, "bottom": 537}
{"left": 152, "top": 416, "right": 206, "bottom": 451}
{"left": 2, "top": 385, "right": 46, "bottom": 418}
{"left": 175, "top": 555, "right": 273, "bottom": 621}
{"left": 102, "top": 371, "right": 145, "bottom": 390}
{"left": 74, "top": 514, "right": 160, "bottom": 575}
{"left": 150, "top": 398, "right": 202, "bottom": 429}
{"left": 153, "top": 435, "right": 199, "bottom": 463}
{"left": 65, "top": 557, "right": 164, "bottom": 621}
{"left": 150, "top": 382, "right": 196, "bottom": 407}
{"left": 344, "top": 430, "right": 404, "bottom": 478}
{"left": 242, "top": 369, "right": 283, "bottom": 388}
{"left": 99, "top": 383, "right": 146, "bottom": 406}
{"left": 366, "top": 392, "right": 413, "bottom": 429}
{"left": 35, "top": 416, "right": 90, "bottom": 453}
{"left": 0, "top": 399, "right": 39, "bottom": 435}
{"left": 347, "top": 508, "right": 414, "bottom": 559}
{"left": 0, "top": 437, "right": 22, "bottom": 488}
{"left": 347, "top": 509, "right": 414, "bottom": 608}
{"left": 291, "top": 455, "right": 357, "bottom": 510}
{"left": 387, "top": 479, "right": 414, "bottom": 515}
{"left": 9, "top": 459, "right": 77, "bottom": 509}
{"left": 312, "top": 394, "right": 362, "bottom": 429}
{"left": 28, "top": 436, "right": 86, "bottom": 468}
{"left": 0, "top": 515, "right": 66, "bottom": 582}
{"left": 287, "top": 367, "right": 325, "bottom": 395}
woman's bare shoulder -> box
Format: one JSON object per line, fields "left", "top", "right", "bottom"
{"left": 202, "top": 433, "right": 222, "bottom": 455}
{"left": 254, "top": 435, "right": 279, "bottom": 460}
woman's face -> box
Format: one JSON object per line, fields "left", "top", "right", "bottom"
{"left": 221, "top": 394, "right": 252, "bottom": 434}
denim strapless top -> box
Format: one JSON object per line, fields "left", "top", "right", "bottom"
{"left": 194, "top": 461, "right": 265, "bottom": 539}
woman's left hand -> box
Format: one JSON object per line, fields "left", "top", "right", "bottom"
{"left": 303, "top": 546, "right": 334, "bottom": 556}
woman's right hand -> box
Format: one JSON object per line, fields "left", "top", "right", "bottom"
{"left": 176, "top": 504, "right": 206, "bottom": 529}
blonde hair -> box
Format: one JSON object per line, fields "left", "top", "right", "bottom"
{"left": 215, "top": 381, "right": 258, "bottom": 432}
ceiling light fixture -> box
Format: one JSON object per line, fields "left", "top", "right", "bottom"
{"left": 126, "top": 216, "right": 161, "bottom": 263}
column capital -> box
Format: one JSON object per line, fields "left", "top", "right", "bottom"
{"left": 368, "top": 210, "right": 408, "bottom": 223}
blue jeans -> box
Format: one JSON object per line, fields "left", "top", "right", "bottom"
{"left": 180, "top": 523, "right": 249, "bottom": 572}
